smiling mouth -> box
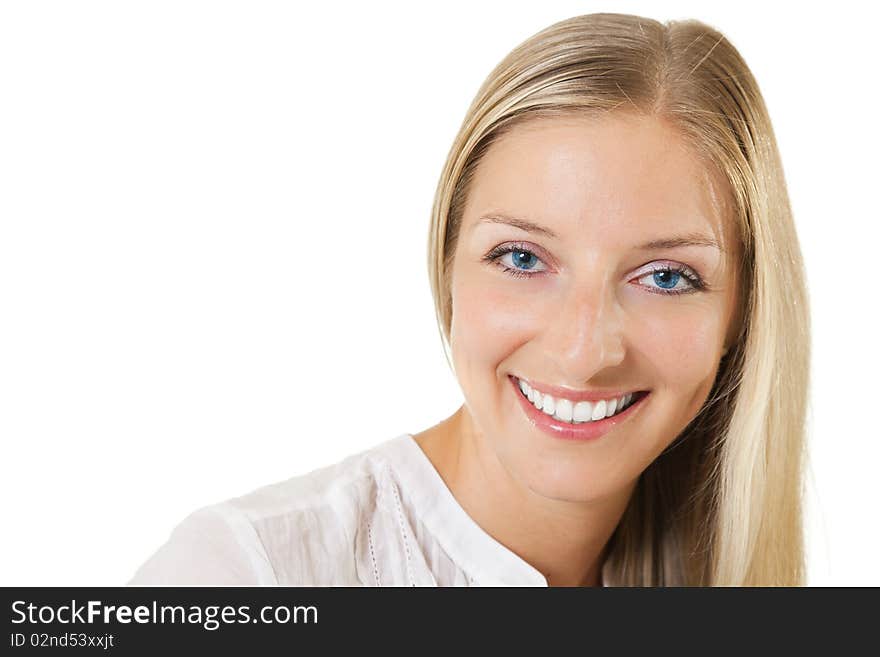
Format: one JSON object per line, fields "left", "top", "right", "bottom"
{"left": 511, "top": 375, "right": 649, "bottom": 425}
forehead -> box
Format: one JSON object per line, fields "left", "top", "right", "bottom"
{"left": 465, "top": 113, "right": 734, "bottom": 250}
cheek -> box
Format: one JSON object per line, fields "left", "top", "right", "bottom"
{"left": 636, "top": 304, "right": 724, "bottom": 405}
{"left": 450, "top": 274, "right": 542, "bottom": 371}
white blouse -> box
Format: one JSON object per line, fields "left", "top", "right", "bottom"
{"left": 128, "top": 433, "right": 609, "bottom": 586}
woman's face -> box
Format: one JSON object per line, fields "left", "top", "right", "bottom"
{"left": 448, "top": 113, "right": 740, "bottom": 503}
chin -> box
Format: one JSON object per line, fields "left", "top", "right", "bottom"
{"left": 498, "top": 439, "right": 634, "bottom": 504}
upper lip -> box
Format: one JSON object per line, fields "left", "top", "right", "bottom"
{"left": 511, "top": 375, "right": 644, "bottom": 402}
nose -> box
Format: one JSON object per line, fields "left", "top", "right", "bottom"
{"left": 540, "top": 278, "right": 626, "bottom": 382}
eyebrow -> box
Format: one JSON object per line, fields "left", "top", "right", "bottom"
{"left": 476, "top": 213, "right": 723, "bottom": 252}
{"left": 636, "top": 234, "right": 724, "bottom": 252}
{"left": 478, "top": 214, "right": 560, "bottom": 239}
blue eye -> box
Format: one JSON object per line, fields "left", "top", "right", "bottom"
{"left": 482, "top": 243, "right": 706, "bottom": 295}
{"left": 483, "top": 243, "right": 548, "bottom": 279}
{"left": 508, "top": 249, "right": 542, "bottom": 271}
{"left": 634, "top": 264, "right": 704, "bottom": 296}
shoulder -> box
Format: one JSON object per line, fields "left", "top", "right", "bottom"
{"left": 127, "top": 502, "right": 275, "bottom": 585}
{"left": 129, "top": 436, "right": 409, "bottom": 585}
{"left": 226, "top": 438, "right": 406, "bottom": 584}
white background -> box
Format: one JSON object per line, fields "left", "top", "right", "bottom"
{"left": 1, "top": 1, "right": 876, "bottom": 586}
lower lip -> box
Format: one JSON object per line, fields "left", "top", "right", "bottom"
{"left": 509, "top": 375, "right": 649, "bottom": 442}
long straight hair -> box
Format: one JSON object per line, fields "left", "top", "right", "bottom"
{"left": 426, "top": 13, "right": 811, "bottom": 585}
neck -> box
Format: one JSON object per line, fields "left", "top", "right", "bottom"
{"left": 415, "top": 405, "right": 635, "bottom": 587}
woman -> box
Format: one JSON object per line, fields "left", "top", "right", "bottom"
{"left": 129, "top": 12, "right": 810, "bottom": 587}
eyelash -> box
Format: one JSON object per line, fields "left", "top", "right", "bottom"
{"left": 482, "top": 242, "right": 707, "bottom": 296}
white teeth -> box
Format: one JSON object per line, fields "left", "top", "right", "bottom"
{"left": 605, "top": 397, "right": 618, "bottom": 417}
{"left": 573, "top": 401, "right": 594, "bottom": 422}
{"left": 516, "top": 377, "right": 641, "bottom": 425}
{"left": 554, "top": 399, "right": 573, "bottom": 422}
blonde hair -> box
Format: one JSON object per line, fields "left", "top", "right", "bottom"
{"left": 426, "top": 13, "right": 811, "bottom": 586}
